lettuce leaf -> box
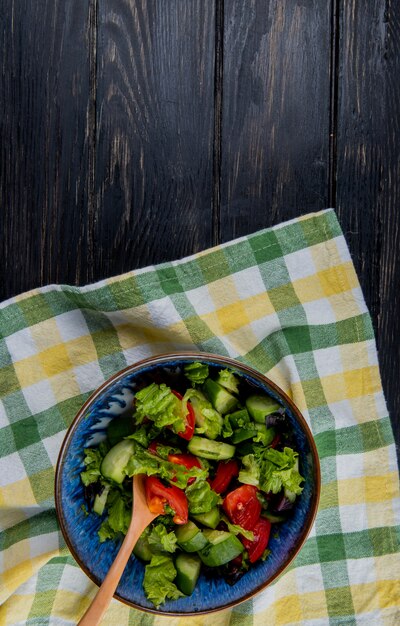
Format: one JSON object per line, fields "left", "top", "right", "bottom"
{"left": 216, "top": 369, "right": 240, "bottom": 394}
{"left": 135, "top": 383, "right": 185, "bottom": 434}
{"left": 80, "top": 448, "right": 104, "bottom": 486}
{"left": 108, "top": 498, "right": 131, "bottom": 534}
{"left": 183, "top": 389, "right": 223, "bottom": 440}
{"left": 185, "top": 479, "right": 222, "bottom": 514}
{"left": 222, "top": 415, "right": 233, "bottom": 438}
{"left": 238, "top": 447, "right": 304, "bottom": 497}
{"left": 238, "top": 454, "right": 260, "bottom": 487}
{"left": 98, "top": 520, "right": 115, "bottom": 543}
{"left": 148, "top": 442, "right": 182, "bottom": 460}
{"left": 221, "top": 515, "right": 254, "bottom": 541}
{"left": 184, "top": 362, "right": 209, "bottom": 385}
{"left": 260, "top": 447, "right": 304, "bottom": 495}
{"left": 148, "top": 524, "right": 177, "bottom": 553}
{"left": 97, "top": 492, "right": 131, "bottom": 542}
{"left": 143, "top": 555, "right": 185, "bottom": 607}
{"left": 126, "top": 425, "right": 149, "bottom": 447}
{"left": 125, "top": 441, "right": 207, "bottom": 488}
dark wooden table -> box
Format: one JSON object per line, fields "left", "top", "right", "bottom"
{"left": 1, "top": 1, "right": 399, "bottom": 460}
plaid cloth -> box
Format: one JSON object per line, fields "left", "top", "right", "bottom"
{"left": 0, "top": 209, "right": 399, "bottom": 626}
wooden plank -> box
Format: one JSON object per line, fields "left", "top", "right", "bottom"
{"left": 219, "top": 0, "right": 332, "bottom": 240}
{"left": 94, "top": 0, "right": 216, "bottom": 279}
{"left": 335, "top": 1, "right": 400, "bottom": 451}
{"left": 0, "top": 0, "right": 93, "bottom": 299}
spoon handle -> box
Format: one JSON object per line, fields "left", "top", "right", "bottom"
{"left": 78, "top": 516, "right": 143, "bottom": 626}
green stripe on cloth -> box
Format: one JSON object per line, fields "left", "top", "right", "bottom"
{"left": 0, "top": 209, "right": 399, "bottom": 625}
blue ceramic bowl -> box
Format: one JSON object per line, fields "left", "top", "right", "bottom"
{"left": 55, "top": 353, "right": 320, "bottom": 615}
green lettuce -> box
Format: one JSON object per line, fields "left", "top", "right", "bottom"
{"left": 143, "top": 555, "right": 185, "bottom": 606}
{"left": 126, "top": 425, "right": 149, "bottom": 447}
{"left": 184, "top": 362, "right": 209, "bottom": 385}
{"left": 80, "top": 448, "right": 104, "bottom": 486}
{"left": 108, "top": 498, "right": 131, "bottom": 533}
{"left": 185, "top": 479, "right": 221, "bottom": 514}
{"left": 98, "top": 521, "right": 115, "bottom": 543}
{"left": 238, "top": 447, "right": 304, "bottom": 496}
{"left": 148, "top": 442, "right": 182, "bottom": 460}
{"left": 221, "top": 515, "right": 254, "bottom": 541}
{"left": 260, "top": 447, "right": 304, "bottom": 495}
{"left": 148, "top": 524, "right": 177, "bottom": 553}
{"left": 98, "top": 495, "right": 131, "bottom": 543}
{"left": 238, "top": 454, "right": 260, "bottom": 486}
{"left": 125, "top": 441, "right": 207, "bottom": 488}
{"left": 222, "top": 415, "right": 233, "bottom": 438}
{"left": 183, "top": 389, "right": 223, "bottom": 440}
{"left": 135, "top": 383, "right": 185, "bottom": 434}
{"left": 216, "top": 369, "right": 240, "bottom": 394}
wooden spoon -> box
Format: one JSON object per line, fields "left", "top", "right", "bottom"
{"left": 78, "top": 474, "right": 158, "bottom": 626}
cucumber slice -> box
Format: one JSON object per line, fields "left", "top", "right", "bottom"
{"left": 93, "top": 485, "right": 110, "bottom": 516}
{"left": 176, "top": 521, "right": 208, "bottom": 552}
{"left": 133, "top": 532, "right": 153, "bottom": 562}
{"left": 188, "top": 436, "right": 235, "bottom": 460}
{"left": 203, "top": 379, "right": 238, "bottom": 414}
{"left": 191, "top": 507, "right": 221, "bottom": 529}
{"left": 227, "top": 409, "right": 250, "bottom": 429}
{"left": 175, "top": 553, "right": 201, "bottom": 595}
{"left": 246, "top": 394, "right": 281, "bottom": 424}
{"left": 100, "top": 439, "right": 135, "bottom": 484}
{"left": 107, "top": 417, "right": 134, "bottom": 446}
{"left": 199, "top": 531, "right": 244, "bottom": 566}
{"left": 231, "top": 427, "right": 257, "bottom": 444}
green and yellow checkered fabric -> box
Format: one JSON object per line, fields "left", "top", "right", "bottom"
{"left": 0, "top": 209, "right": 399, "bottom": 625}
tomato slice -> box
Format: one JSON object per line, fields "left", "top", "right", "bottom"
{"left": 241, "top": 517, "right": 271, "bottom": 563}
{"left": 167, "top": 453, "right": 201, "bottom": 470}
{"left": 167, "top": 453, "right": 201, "bottom": 485}
{"left": 210, "top": 459, "right": 239, "bottom": 494}
{"left": 223, "top": 485, "right": 261, "bottom": 530}
{"left": 171, "top": 390, "right": 195, "bottom": 440}
{"left": 145, "top": 476, "right": 188, "bottom": 524}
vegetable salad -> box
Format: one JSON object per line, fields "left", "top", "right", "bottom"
{"left": 80, "top": 362, "right": 305, "bottom": 607}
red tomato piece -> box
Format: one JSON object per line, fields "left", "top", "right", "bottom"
{"left": 241, "top": 517, "right": 271, "bottom": 563}
{"left": 167, "top": 453, "right": 202, "bottom": 485}
{"left": 167, "top": 453, "right": 201, "bottom": 471}
{"left": 145, "top": 476, "right": 188, "bottom": 524}
{"left": 210, "top": 459, "right": 239, "bottom": 494}
{"left": 223, "top": 485, "right": 261, "bottom": 530}
{"left": 171, "top": 390, "right": 195, "bottom": 440}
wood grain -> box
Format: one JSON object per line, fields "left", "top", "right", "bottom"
{"left": 219, "top": 0, "right": 332, "bottom": 240}
{"left": 335, "top": 0, "right": 400, "bottom": 449}
{"left": 93, "top": 0, "right": 216, "bottom": 280}
{"left": 0, "top": 0, "right": 92, "bottom": 299}
{"left": 0, "top": 1, "right": 399, "bottom": 453}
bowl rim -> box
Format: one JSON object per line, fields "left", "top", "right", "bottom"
{"left": 55, "top": 351, "right": 321, "bottom": 616}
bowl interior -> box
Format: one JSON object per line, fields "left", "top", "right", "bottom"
{"left": 56, "top": 355, "right": 319, "bottom": 614}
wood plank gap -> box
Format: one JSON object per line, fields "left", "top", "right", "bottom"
{"left": 212, "top": 0, "right": 224, "bottom": 246}
{"left": 86, "top": 0, "right": 98, "bottom": 283}
{"left": 328, "top": 0, "right": 340, "bottom": 207}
